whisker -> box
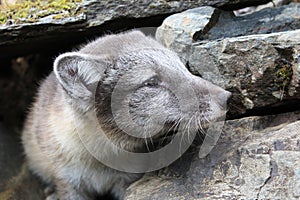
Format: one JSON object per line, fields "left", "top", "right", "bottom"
{"left": 144, "top": 131, "right": 150, "bottom": 152}
{"left": 179, "top": 115, "right": 194, "bottom": 154}
{"left": 160, "top": 118, "right": 181, "bottom": 145}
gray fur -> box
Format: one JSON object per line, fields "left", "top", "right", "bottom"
{"left": 22, "top": 30, "right": 231, "bottom": 200}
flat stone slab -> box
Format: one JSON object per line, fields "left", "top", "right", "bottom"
{"left": 0, "top": 0, "right": 271, "bottom": 59}
{"left": 156, "top": 3, "right": 300, "bottom": 60}
{"left": 196, "top": 3, "right": 300, "bottom": 41}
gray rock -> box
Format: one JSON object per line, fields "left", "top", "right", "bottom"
{"left": 234, "top": 0, "right": 294, "bottom": 16}
{"left": 156, "top": 3, "right": 300, "bottom": 53}
{"left": 0, "top": 0, "right": 272, "bottom": 58}
{"left": 196, "top": 3, "right": 300, "bottom": 41}
{"left": 158, "top": 24, "right": 300, "bottom": 116}
{"left": 189, "top": 30, "right": 300, "bottom": 116}
{"left": 0, "top": 123, "right": 44, "bottom": 200}
{"left": 124, "top": 111, "right": 300, "bottom": 200}
{"left": 155, "top": 7, "right": 221, "bottom": 63}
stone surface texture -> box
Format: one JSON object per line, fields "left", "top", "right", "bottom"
{"left": 0, "top": 0, "right": 271, "bottom": 58}
{"left": 156, "top": 5, "right": 300, "bottom": 116}
{"left": 196, "top": 3, "right": 300, "bottom": 41}
{"left": 156, "top": 3, "right": 300, "bottom": 58}
{"left": 124, "top": 112, "right": 300, "bottom": 200}
{"left": 188, "top": 30, "right": 300, "bottom": 116}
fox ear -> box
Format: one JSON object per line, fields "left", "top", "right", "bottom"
{"left": 54, "top": 52, "right": 107, "bottom": 110}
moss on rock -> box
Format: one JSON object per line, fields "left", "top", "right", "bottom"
{"left": 0, "top": 0, "right": 84, "bottom": 25}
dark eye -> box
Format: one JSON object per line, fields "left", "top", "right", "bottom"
{"left": 143, "top": 76, "right": 159, "bottom": 87}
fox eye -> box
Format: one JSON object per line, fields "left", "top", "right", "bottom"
{"left": 143, "top": 76, "right": 159, "bottom": 87}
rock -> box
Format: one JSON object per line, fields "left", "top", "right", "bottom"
{"left": 124, "top": 111, "right": 300, "bottom": 200}
{"left": 157, "top": 16, "right": 300, "bottom": 116}
{"left": 0, "top": 0, "right": 272, "bottom": 59}
{"left": 195, "top": 3, "right": 300, "bottom": 41}
{"left": 188, "top": 30, "right": 300, "bottom": 116}
{"left": 234, "top": 0, "right": 298, "bottom": 16}
{"left": 155, "top": 7, "right": 221, "bottom": 63}
{"left": 0, "top": 123, "right": 44, "bottom": 200}
{"left": 156, "top": 3, "right": 300, "bottom": 53}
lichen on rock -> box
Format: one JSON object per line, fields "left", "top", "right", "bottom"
{"left": 0, "top": 0, "right": 85, "bottom": 25}
{"left": 273, "top": 58, "right": 293, "bottom": 99}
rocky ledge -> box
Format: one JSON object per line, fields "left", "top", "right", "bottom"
{"left": 1, "top": 0, "right": 300, "bottom": 200}
{"left": 125, "top": 111, "right": 300, "bottom": 199}
{"left": 156, "top": 4, "right": 300, "bottom": 117}
{"left": 0, "top": 0, "right": 271, "bottom": 59}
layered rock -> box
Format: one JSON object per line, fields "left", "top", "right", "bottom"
{"left": 187, "top": 30, "right": 300, "bottom": 116}
{"left": 156, "top": 3, "right": 300, "bottom": 45}
{"left": 156, "top": 5, "right": 300, "bottom": 116}
{"left": 0, "top": 0, "right": 272, "bottom": 58}
{"left": 125, "top": 111, "right": 300, "bottom": 200}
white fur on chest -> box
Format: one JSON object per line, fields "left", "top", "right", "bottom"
{"left": 48, "top": 103, "right": 138, "bottom": 194}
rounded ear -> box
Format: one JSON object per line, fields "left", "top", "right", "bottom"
{"left": 54, "top": 52, "right": 107, "bottom": 108}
